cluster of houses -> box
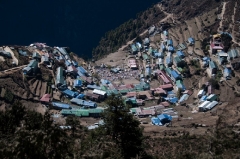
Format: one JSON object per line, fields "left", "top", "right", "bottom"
{"left": 9, "top": 29, "right": 240, "bottom": 126}
{"left": 196, "top": 81, "right": 219, "bottom": 112}
{"left": 126, "top": 29, "right": 240, "bottom": 120}
{"left": 206, "top": 33, "right": 240, "bottom": 79}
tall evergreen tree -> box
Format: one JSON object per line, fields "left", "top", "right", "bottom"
{"left": 102, "top": 94, "right": 144, "bottom": 159}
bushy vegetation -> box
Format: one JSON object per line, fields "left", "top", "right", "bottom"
{"left": 221, "top": 33, "right": 232, "bottom": 52}
{"left": 201, "top": 37, "right": 211, "bottom": 53}
{"left": 1, "top": 97, "right": 240, "bottom": 158}
{"left": 4, "top": 89, "right": 14, "bottom": 103}
{"left": 209, "top": 78, "right": 220, "bottom": 89}
{"left": 0, "top": 96, "right": 148, "bottom": 159}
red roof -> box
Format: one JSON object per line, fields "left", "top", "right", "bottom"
{"left": 154, "top": 87, "right": 166, "bottom": 94}
{"left": 160, "top": 84, "right": 173, "bottom": 90}
{"left": 210, "top": 42, "right": 224, "bottom": 50}
{"left": 136, "top": 99, "right": 144, "bottom": 104}
{"left": 156, "top": 70, "right": 172, "bottom": 84}
{"left": 128, "top": 59, "right": 136, "bottom": 64}
{"left": 126, "top": 84, "right": 134, "bottom": 89}
{"left": 137, "top": 109, "right": 155, "bottom": 116}
{"left": 40, "top": 94, "right": 51, "bottom": 102}
{"left": 208, "top": 85, "right": 214, "bottom": 95}
{"left": 118, "top": 85, "right": 128, "bottom": 90}
{"left": 183, "top": 90, "right": 193, "bottom": 95}
{"left": 126, "top": 92, "right": 137, "bottom": 98}
{"left": 160, "top": 101, "right": 170, "bottom": 107}
{"left": 86, "top": 93, "right": 99, "bottom": 99}
{"left": 68, "top": 66, "right": 77, "bottom": 72}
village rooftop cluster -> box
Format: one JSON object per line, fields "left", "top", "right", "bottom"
{"left": 0, "top": 23, "right": 238, "bottom": 127}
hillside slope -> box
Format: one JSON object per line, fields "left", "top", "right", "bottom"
{"left": 92, "top": 0, "right": 224, "bottom": 60}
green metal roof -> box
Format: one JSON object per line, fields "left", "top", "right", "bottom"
{"left": 174, "top": 56, "right": 181, "bottom": 64}
{"left": 56, "top": 67, "right": 65, "bottom": 84}
{"left": 88, "top": 108, "right": 104, "bottom": 114}
{"left": 176, "top": 80, "right": 184, "bottom": 89}
{"left": 165, "top": 67, "right": 172, "bottom": 75}
{"left": 130, "top": 108, "right": 138, "bottom": 113}
{"left": 160, "top": 64, "right": 165, "bottom": 70}
{"left": 148, "top": 48, "right": 153, "bottom": 54}
{"left": 101, "top": 85, "right": 108, "bottom": 91}
{"left": 119, "top": 89, "right": 129, "bottom": 94}
{"left": 61, "top": 109, "right": 89, "bottom": 117}
{"left": 33, "top": 52, "right": 40, "bottom": 58}
{"left": 177, "top": 67, "right": 183, "bottom": 72}
{"left": 142, "top": 54, "right": 149, "bottom": 60}
{"left": 209, "top": 61, "right": 217, "bottom": 69}
{"left": 106, "top": 89, "right": 119, "bottom": 96}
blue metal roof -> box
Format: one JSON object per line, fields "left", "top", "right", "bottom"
{"left": 224, "top": 67, "right": 231, "bottom": 78}
{"left": 18, "top": 50, "right": 28, "bottom": 56}
{"left": 154, "top": 52, "right": 164, "bottom": 58}
{"left": 143, "top": 38, "right": 150, "bottom": 45}
{"left": 62, "top": 89, "right": 79, "bottom": 98}
{"left": 72, "top": 61, "right": 78, "bottom": 67}
{"left": 176, "top": 51, "right": 185, "bottom": 57}
{"left": 131, "top": 44, "right": 137, "bottom": 52}
{"left": 202, "top": 57, "right": 210, "bottom": 61}
{"left": 168, "top": 46, "right": 174, "bottom": 52}
{"left": 165, "top": 97, "right": 178, "bottom": 103}
{"left": 161, "top": 43, "right": 166, "bottom": 50}
{"left": 200, "top": 95, "right": 207, "bottom": 102}
{"left": 76, "top": 94, "right": 85, "bottom": 99}
{"left": 101, "top": 79, "right": 110, "bottom": 85}
{"left": 70, "top": 98, "right": 97, "bottom": 108}
{"left": 167, "top": 39, "right": 173, "bottom": 46}
{"left": 74, "top": 80, "right": 82, "bottom": 87}
{"left": 163, "top": 30, "right": 168, "bottom": 36}
{"left": 157, "top": 114, "right": 172, "bottom": 122}
{"left": 87, "top": 85, "right": 101, "bottom": 90}
{"left": 151, "top": 117, "right": 162, "bottom": 126}
{"left": 57, "top": 47, "right": 68, "bottom": 55}
{"left": 188, "top": 37, "right": 195, "bottom": 44}
{"left": 77, "top": 70, "right": 84, "bottom": 77}
{"left": 52, "top": 102, "right": 70, "bottom": 109}
{"left": 77, "top": 66, "right": 87, "bottom": 75}
{"left": 167, "top": 91, "right": 175, "bottom": 95}
{"left": 179, "top": 94, "right": 189, "bottom": 103}
{"left": 166, "top": 56, "right": 172, "bottom": 64}
{"left": 171, "top": 70, "right": 180, "bottom": 79}
{"left": 65, "top": 60, "right": 71, "bottom": 66}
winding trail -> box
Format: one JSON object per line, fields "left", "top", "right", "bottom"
{"left": 231, "top": 2, "right": 240, "bottom": 46}
{"left": 0, "top": 65, "right": 27, "bottom": 76}
{"left": 218, "top": 2, "right": 227, "bottom": 32}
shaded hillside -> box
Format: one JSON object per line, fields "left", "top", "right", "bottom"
{"left": 162, "top": 0, "right": 221, "bottom": 21}
{"left": 92, "top": 4, "right": 166, "bottom": 60}
{"left": 92, "top": 0, "right": 222, "bottom": 60}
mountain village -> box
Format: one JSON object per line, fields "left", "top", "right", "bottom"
{"left": 0, "top": 21, "right": 238, "bottom": 129}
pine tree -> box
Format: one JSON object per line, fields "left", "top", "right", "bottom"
{"left": 102, "top": 94, "right": 144, "bottom": 159}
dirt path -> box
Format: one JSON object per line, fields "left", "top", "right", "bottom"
{"left": 157, "top": 4, "right": 174, "bottom": 23}
{"left": 118, "top": 39, "right": 136, "bottom": 51}
{"left": 0, "top": 65, "right": 27, "bottom": 76}
{"left": 231, "top": 2, "right": 240, "bottom": 46}
{"left": 4, "top": 46, "right": 18, "bottom": 65}
{"left": 218, "top": 2, "right": 227, "bottom": 32}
